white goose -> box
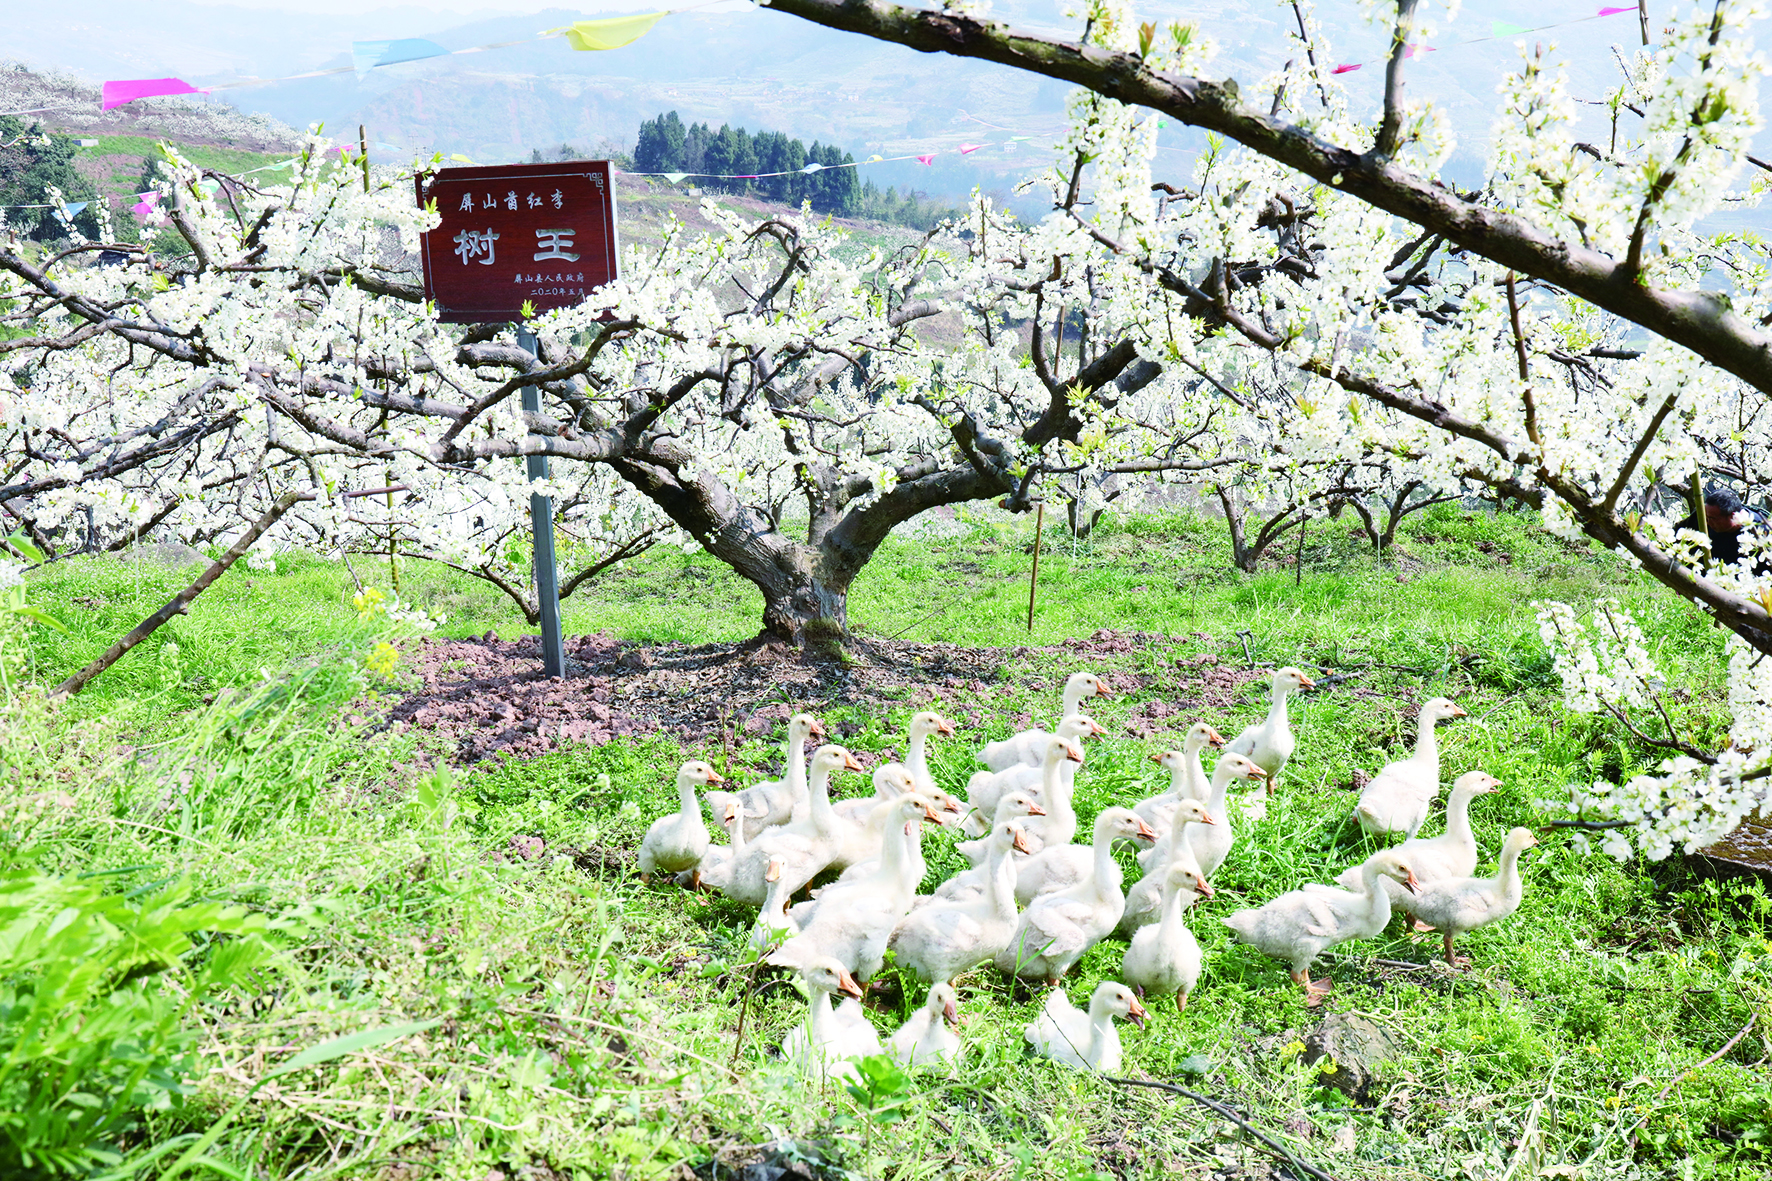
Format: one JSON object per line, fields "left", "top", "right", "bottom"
{"left": 1354, "top": 697, "right": 1468, "bottom": 838}
{"left": 773, "top": 794, "right": 939, "bottom": 981}
{"left": 694, "top": 797, "right": 765, "bottom": 891}
{"left": 707, "top": 712, "right": 824, "bottom": 839}
{"left": 1133, "top": 722, "right": 1225, "bottom": 832}
{"left": 780, "top": 954, "right": 879, "bottom": 1083}
{"left": 1409, "top": 826, "right": 1537, "bottom": 967}
{"left": 1139, "top": 752, "right": 1265, "bottom": 876}
{"left": 964, "top": 737, "right": 1082, "bottom": 867}
{"left": 638, "top": 760, "right": 724, "bottom": 886}
{"left": 1336, "top": 770, "right": 1499, "bottom": 911}
{"left": 1117, "top": 798, "right": 1215, "bottom": 938}
{"left": 1122, "top": 861, "right": 1208, "bottom": 1010}
{"left": 903, "top": 710, "right": 957, "bottom": 797}
{"left": 893, "top": 819, "right": 1032, "bottom": 982}
{"left": 722, "top": 745, "right": 863, "bottom": 906}
{"left": 978, "top": 671, "right": 1112, "bottom": 771}
{"left": 962, "top": 716, "right": 1101, "bottom": 835}
{"left": 749, "top": 854, "right": 800, "bottom": 953}
{"left": 931, "top": 792, "right": 1044, "bottom": 905}
{"left": 996, "top": 807, "right": 1157, "bottom": 984}
{"left": 1024, "top": 982, "right": 1146, "bottom": 1073}
{"left": 1225, "top": 666, "right": 1316, "bottom": 789}
{"left": 1223, "top": 849, "right": 1418, "bottom": 1005}
{"left": 887, "top": 982, "right": 962, "bottom": 1069}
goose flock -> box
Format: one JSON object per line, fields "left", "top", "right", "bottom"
{"left": 637, "top": 669, "right": 1538, "bottom": 1080}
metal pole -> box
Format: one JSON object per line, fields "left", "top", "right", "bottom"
{"left": 518, "top": 327, "right": 566, "bottom": 676}
{"left": 1027, "top": 501, "right": 1044, "bottom": 632}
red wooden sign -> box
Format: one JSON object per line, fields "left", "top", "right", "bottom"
{"left": 414, "top": 160, "right": 619, "bottom": 324}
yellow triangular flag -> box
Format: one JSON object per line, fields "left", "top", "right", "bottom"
{"left": 557, "top": 12, "right": 668, "bottom": 51}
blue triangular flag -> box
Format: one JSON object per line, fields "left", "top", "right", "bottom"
{"left": 351, "top": 38, "right": 449, "bottom": 78}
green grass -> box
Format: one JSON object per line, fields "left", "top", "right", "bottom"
{"left": 8, "top": 504, "right": 1770, "bottom": 1179}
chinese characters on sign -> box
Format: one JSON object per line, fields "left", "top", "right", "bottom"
{"left": 415, "top": 161, "right": 618, "bottom": 323}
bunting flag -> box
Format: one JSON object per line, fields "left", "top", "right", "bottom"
{"left": 556, "top": 12, "right": 669, "bottom": 51}
{"left": 917, "top": 154, "right": 935, "bottom": 165}
{"left": 102, "top": 78, "right": 205, "bottom": 109}
{"left": 352, "top": 38, "right": 450, "bottom": 77}
{"left": 131, "top": 191, "right": 162, "bottom": 220}
{"left": 800, "top": 162, "right": 824, "bottom": 174}
{"left": 56, "top": 202, "right": 87, "bottom": 219}
{"left": 1329, "top": 4, "right": 1639, "bottom": 75}
{"left": 959, "top": 143, "right": 985, "bottom": 154}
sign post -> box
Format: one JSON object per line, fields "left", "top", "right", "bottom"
{"left": 414, "top": 160, "right": 619, "bottom": 677}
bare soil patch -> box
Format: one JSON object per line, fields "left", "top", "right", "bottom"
{"left": 380, "top": 629, "right": 1267, "bottom": 764}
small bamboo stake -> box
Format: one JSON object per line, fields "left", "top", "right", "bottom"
{"left": 1295, "top": 506, "right": 1307, "bottom": 586}
{"left": 1638, "top": 0, "right": 1651, "bottom": 45}
{"left": 1027, "top": 501, "right": 1044, "bottom": 632}
{"left": 358, "top": 124, "right": 371, "bottom": 193}
{"left": 1690, "top": 471, "right": 1711, "bottom": 566}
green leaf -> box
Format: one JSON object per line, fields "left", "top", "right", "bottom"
{"left": 269, "top": 1018, "right": 442, "bottom": 1078}
{"left": 11, "top": 604, "right": 70, "bottom": 633}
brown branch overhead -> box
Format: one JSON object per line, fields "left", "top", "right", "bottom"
{"left": 761, "top": 0, "right": 1772, "bottom": 395}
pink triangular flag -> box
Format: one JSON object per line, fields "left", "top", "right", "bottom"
{"left": 1598, "top": 5, "right": 1634, "bottom": 14}
{"left": 1332, "top": 63, "right": 1362, "bottom": 74}
{"left": 958, "top": 143, "right": 984, "bottom": 154}
{"left": 917, "top": 154, "right": 935, "bottom": 165}
{"left": 102, "top": 78, "right": 203, "bottom": 109}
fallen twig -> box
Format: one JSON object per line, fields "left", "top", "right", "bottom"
{"left": 1103, "top": 1075, "right": 1340, "bottom": 1181}
{"left": 1627, "top": 1013, "right": 1757, "bottom": 1149}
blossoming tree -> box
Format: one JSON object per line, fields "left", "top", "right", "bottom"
{"left": 763, "top": 0, "right": 1772, "bottom": 856}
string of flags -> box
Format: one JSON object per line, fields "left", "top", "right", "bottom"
{"left": 1330, "top": 5, "right": 1645, "bottom": 74}
{"left": 98, "top": 3, "right": 726, "bottom": 110}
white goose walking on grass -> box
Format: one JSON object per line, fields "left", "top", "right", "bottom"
{"left": 1122, "top": 861, "right": 1209, "bottom": 1010}
{"left": 692, "top": 798, "right": 766, "bottom": 891}
{"left": 780, "top": 955, "right": 880, "bottom": 1083}
{"left": 1409, "top": 826, "right": 1538, "bottom": 967}
{"left": 1133, "top": 722, "right": 1225, "bottom": 833}
{"left": 638, "top": 760, "right": 724, "bottom": 887}
{"left": 903, "top": 711, "right": 958, "bottom": 797}
{"left": 1336, "top": 770, "right": 1499, "bottom": 915}
{"left": 706, "top": 712, "right": 824, "bottom": 839}
{"left": 1354, "top": 697, "right": 1468, "bottom": 839}
{"left": 965, "top": 736, "right": 1082, "bottom": 867}
{"left": 1024, "top": 982, "right": 1147, "bottom": 1072}
{"left": 996, "top": 807, "right": 1158, "bottom": 984}
{"left": 1223, "top": 848, "right": 1418, "bottom": 1005}
{"left": 1225, "top": 666, "right": 1315, "bottom": 791}
{"left": 962, "top": 716, "right": 1101, "bottom": 835}
{"left": 888, "top": 982, "right": 962, "bottom": 1069}
{"left": 978, "top": 671, "right": 1112, "bottom": 771}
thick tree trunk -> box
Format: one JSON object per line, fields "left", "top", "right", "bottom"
{"left": 759, "top": 570, "right": 851, "bottom": 648}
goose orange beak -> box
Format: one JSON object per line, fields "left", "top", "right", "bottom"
{"left": 842, "top": 753, "right": 865, "bottom": 773}
{"left": 943, "top": 997, "right": 960, "bottom": 1027}
{"left": 921, "top": 804, "right": 942, "bottom": 823}
{"left": 1095, "top": 682, "right": 1113, "bottom": 698}
{"left": 1198, "top": 810, "right": 1219, "bottom": 826}
{"left": 1088, "top": 720, "right": 1108, "bottom": 737}
{"left": 1401, "top": 870, "right": 1420, "bottom": 894}
{"left": 1245, "top": 766, "right": 1269, "bottom": 781}
{"left": 1064, "top": 744, "right": 1085, "bottom": 764}
{"left": 809, "top": 720, "right": 827, "bottom": 738}
{"left": 1297, "top": 674, "right": 1317, "bottom": 689}
{"left": 1025, "top": 802, "right": 1047, "bottom": 817}
{"left": 937, "top": 718, "right": 957, "bottom": 737}
{"left": 1127, "top": 997, "right": 1148, "bottom": 1028}
{"left": 1195, "top": 874, "right": 1214, "bottom": 898}
{"left": 705, "top": 769, "right": 726, "bottom": 784}
{"left": 764, "top": 861, "right": 781, "bottom": 882}
{"left": 1450, "top": 705, "right": 1468, "bottom": 718}
{"left": 1149, "top": 751, "right": 1167, "bottom": 764}
{"left": 1206, "top": 727, "right": 1227, "bottom": 747}
{"left": 1011, "top": 827, "right": 1033, "bottom": 854}
{"left": 1134, "top": 819, "right": 1160, "bottom": 843}
{"left": 837, "top": 971, "right": 865, "bottom": 1000}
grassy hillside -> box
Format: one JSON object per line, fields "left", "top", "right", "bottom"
{"left": 9, "top": 504, "right": 1770, "bottom": 1179}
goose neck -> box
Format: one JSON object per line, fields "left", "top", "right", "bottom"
{"left": 985, "top": 838, "right": 1019, "bottom": 920}
{"left": 676, "top": 775, "right": 702, "bottom": 818}
{"left": 806, "top": 765, "right": 838, "bottom": 836}
{"left": 1062, "top": 683, "right": 1089, "bottom": 719}
{"left": 1413, "top": 713, "right": 1441, "bottom": 764}
{"left": 807, "top": 986, "right": 840, "bottom": 1041}
{"left": 1090, "top": 823, "right": 1123, "bottom": 898}
{"left": 1361, "top": 865, "right": 1394, "bottom": 924}
{"left": 1445, "top": 789, "right": 1477, "bottom": 845}
{"left": 906, "top": 730, "right": 930, "bottom": 779}
{"left": 1497, "top": 845, "right": 1526, "bottom": 899}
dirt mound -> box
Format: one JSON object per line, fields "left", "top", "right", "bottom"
{"left": 382, "top": 629, "right": 1267, "bottom": 764}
